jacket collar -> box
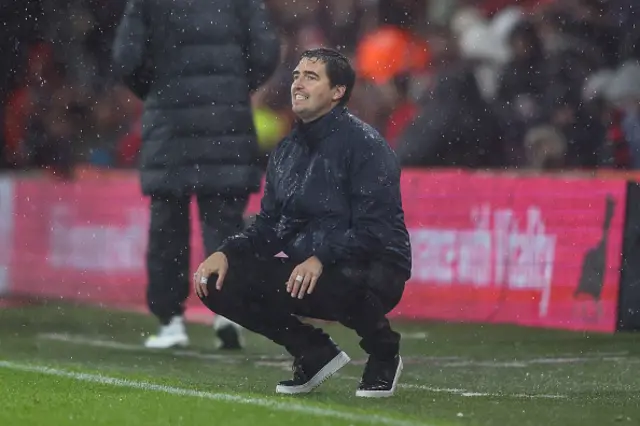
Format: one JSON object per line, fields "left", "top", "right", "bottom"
{"left": 293, "top": 106, "right": 347, "bottom": 146}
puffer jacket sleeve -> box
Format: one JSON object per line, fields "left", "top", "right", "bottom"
{"left": 240, "top": 0, "right": 281, "bottom": 92}
{"left": 112, "top": 0, "right": 151, "bottom": 98}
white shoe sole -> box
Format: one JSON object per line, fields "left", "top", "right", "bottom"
{"left": 355, "top": 356, "right": 403, "bottom": 398}
{"left": 275, "top": 351, "right": 351, "bottom": 395}
{"left": 144, "top": 335, "right": 189, "bottom": 349}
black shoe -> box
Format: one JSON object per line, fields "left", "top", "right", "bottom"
{"left": 356, "top": 354, "right": 403, "bottom": 398}
{"left": 215, "top": 324, "right": 243, "bottom": 350}
{"left": 275, "top": 344, "right": 351, "bottom": 394}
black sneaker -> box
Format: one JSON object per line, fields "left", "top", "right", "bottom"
{"left": 215, "top": 324, "right": 243, "bottom": 350}
{"left": 275, "top": 345, "right": 351, "bottom": 394}
{"left": 355, "top": 354, "right": 403, "bottom": 398}
{"left": 214, "top": 316, "right": 244, "bottom": 350}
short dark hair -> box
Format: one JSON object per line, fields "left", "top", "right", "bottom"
{"left": 300, "top": 48, "right": 356, "bottom": 106}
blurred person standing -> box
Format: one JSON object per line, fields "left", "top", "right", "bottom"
{"left": 395, "top": 62, "right": 505, "bottom": 169}
{"left": 606, "top": 61, "right": 640, "bottom": 168}
{"left": 112, "top": 0, "right": 280, "bottom": 350}
{"left": 522, "top": 124, "right": 567, "bottom": 171}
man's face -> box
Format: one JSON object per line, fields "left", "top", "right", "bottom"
{"left": 291, "top": 57, "right": 345, "bottom": 122}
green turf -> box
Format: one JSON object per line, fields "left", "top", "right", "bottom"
{"left": 1, "top": 301, "right": 640, "bottom": 426}
{"left": 0, "top": 369, "right": 373, "bottom": 426}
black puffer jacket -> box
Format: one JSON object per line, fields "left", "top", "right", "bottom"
{"left": 112, "top": 0, "right": 280, "bottom": 195}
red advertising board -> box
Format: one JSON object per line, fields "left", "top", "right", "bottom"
{"left": 6, "top": 170, "right": 627, "bottom": 332}
{"left": 396, "top": 171, "right": 625, "bottom": 332}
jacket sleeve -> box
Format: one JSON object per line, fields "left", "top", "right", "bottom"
{"left": 314, "top": 136, "right": 402, "bottom": 265}
{"left": 241, "top": 0, "right": 281, "bottom": 92}
{"left": 112, "top": 0, "right": 151, "bottom": 98}
{"left": 218, "top": 154, "right": 284, "bottom": 258}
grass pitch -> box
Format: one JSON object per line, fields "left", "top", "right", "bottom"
{"left": 1, "top": 301, "right": 639, "bottom": 426}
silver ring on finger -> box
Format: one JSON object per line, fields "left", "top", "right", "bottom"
{"left": 199, "top": 276, "right": 208, "bottom": 284}
{"left": 295, "top": 275, "right": 303, "bottom": 282}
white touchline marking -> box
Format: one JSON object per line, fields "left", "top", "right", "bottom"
{"left": 40, "top": 333, "right": 630, "bottom": 368}
{"left": 0, "top": 361, "right": 427, "bottom": 426}
{"left": 34, "top": 333, "right": 576, "bottom": 399}
{"left": 406, "top": 384, "right": 566, "bottom": 399}
{"left": 37, "top": 333, "right": 288, "bottom": 363}
{"left": 338, "top": 376, "right": 566, "bottom": 399}
{"left": 400, "top": 332, "right": 429, "bottom": 340}
{"left": 37, "top": 333, "right": 462, "bottom": 365}
{"left": 39, "top": 333, "right": 239, "bottom": 361}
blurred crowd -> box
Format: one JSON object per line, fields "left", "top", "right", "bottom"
{"left": 0, "top": 0, "right": 639, "bottom": 174}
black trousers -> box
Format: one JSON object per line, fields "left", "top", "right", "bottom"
{"left": 198, "top": 253, "right": 406, "bottom": 360}
{"left": 146, "top": 193, "right": 248, "bottom": 324}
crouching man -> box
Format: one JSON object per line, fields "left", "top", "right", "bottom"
{"left": 193, "top": 48, "right": 412, "bottom": 397}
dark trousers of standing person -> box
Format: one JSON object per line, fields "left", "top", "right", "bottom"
{"left": 197, "top": 253, "right": 406, "bottom": 360}
{"left": 146, "top": 193, "right": 248, "bottom": 324}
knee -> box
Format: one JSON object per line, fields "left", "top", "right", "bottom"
{"left": 224, "top": 252, "right": 261, "bottom": 285}
{"left": 197, "top": 272, "right": 244, "bottom": 313}
{"left": 198, "top": 252, "right": 260, "bottom": 306}
{"left": 197, "top": 285, "right": 218, "bottom": 312}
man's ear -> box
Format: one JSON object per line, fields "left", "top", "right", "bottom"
{"left": 332, "top": 85, "right": 346, "bottom": 103}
